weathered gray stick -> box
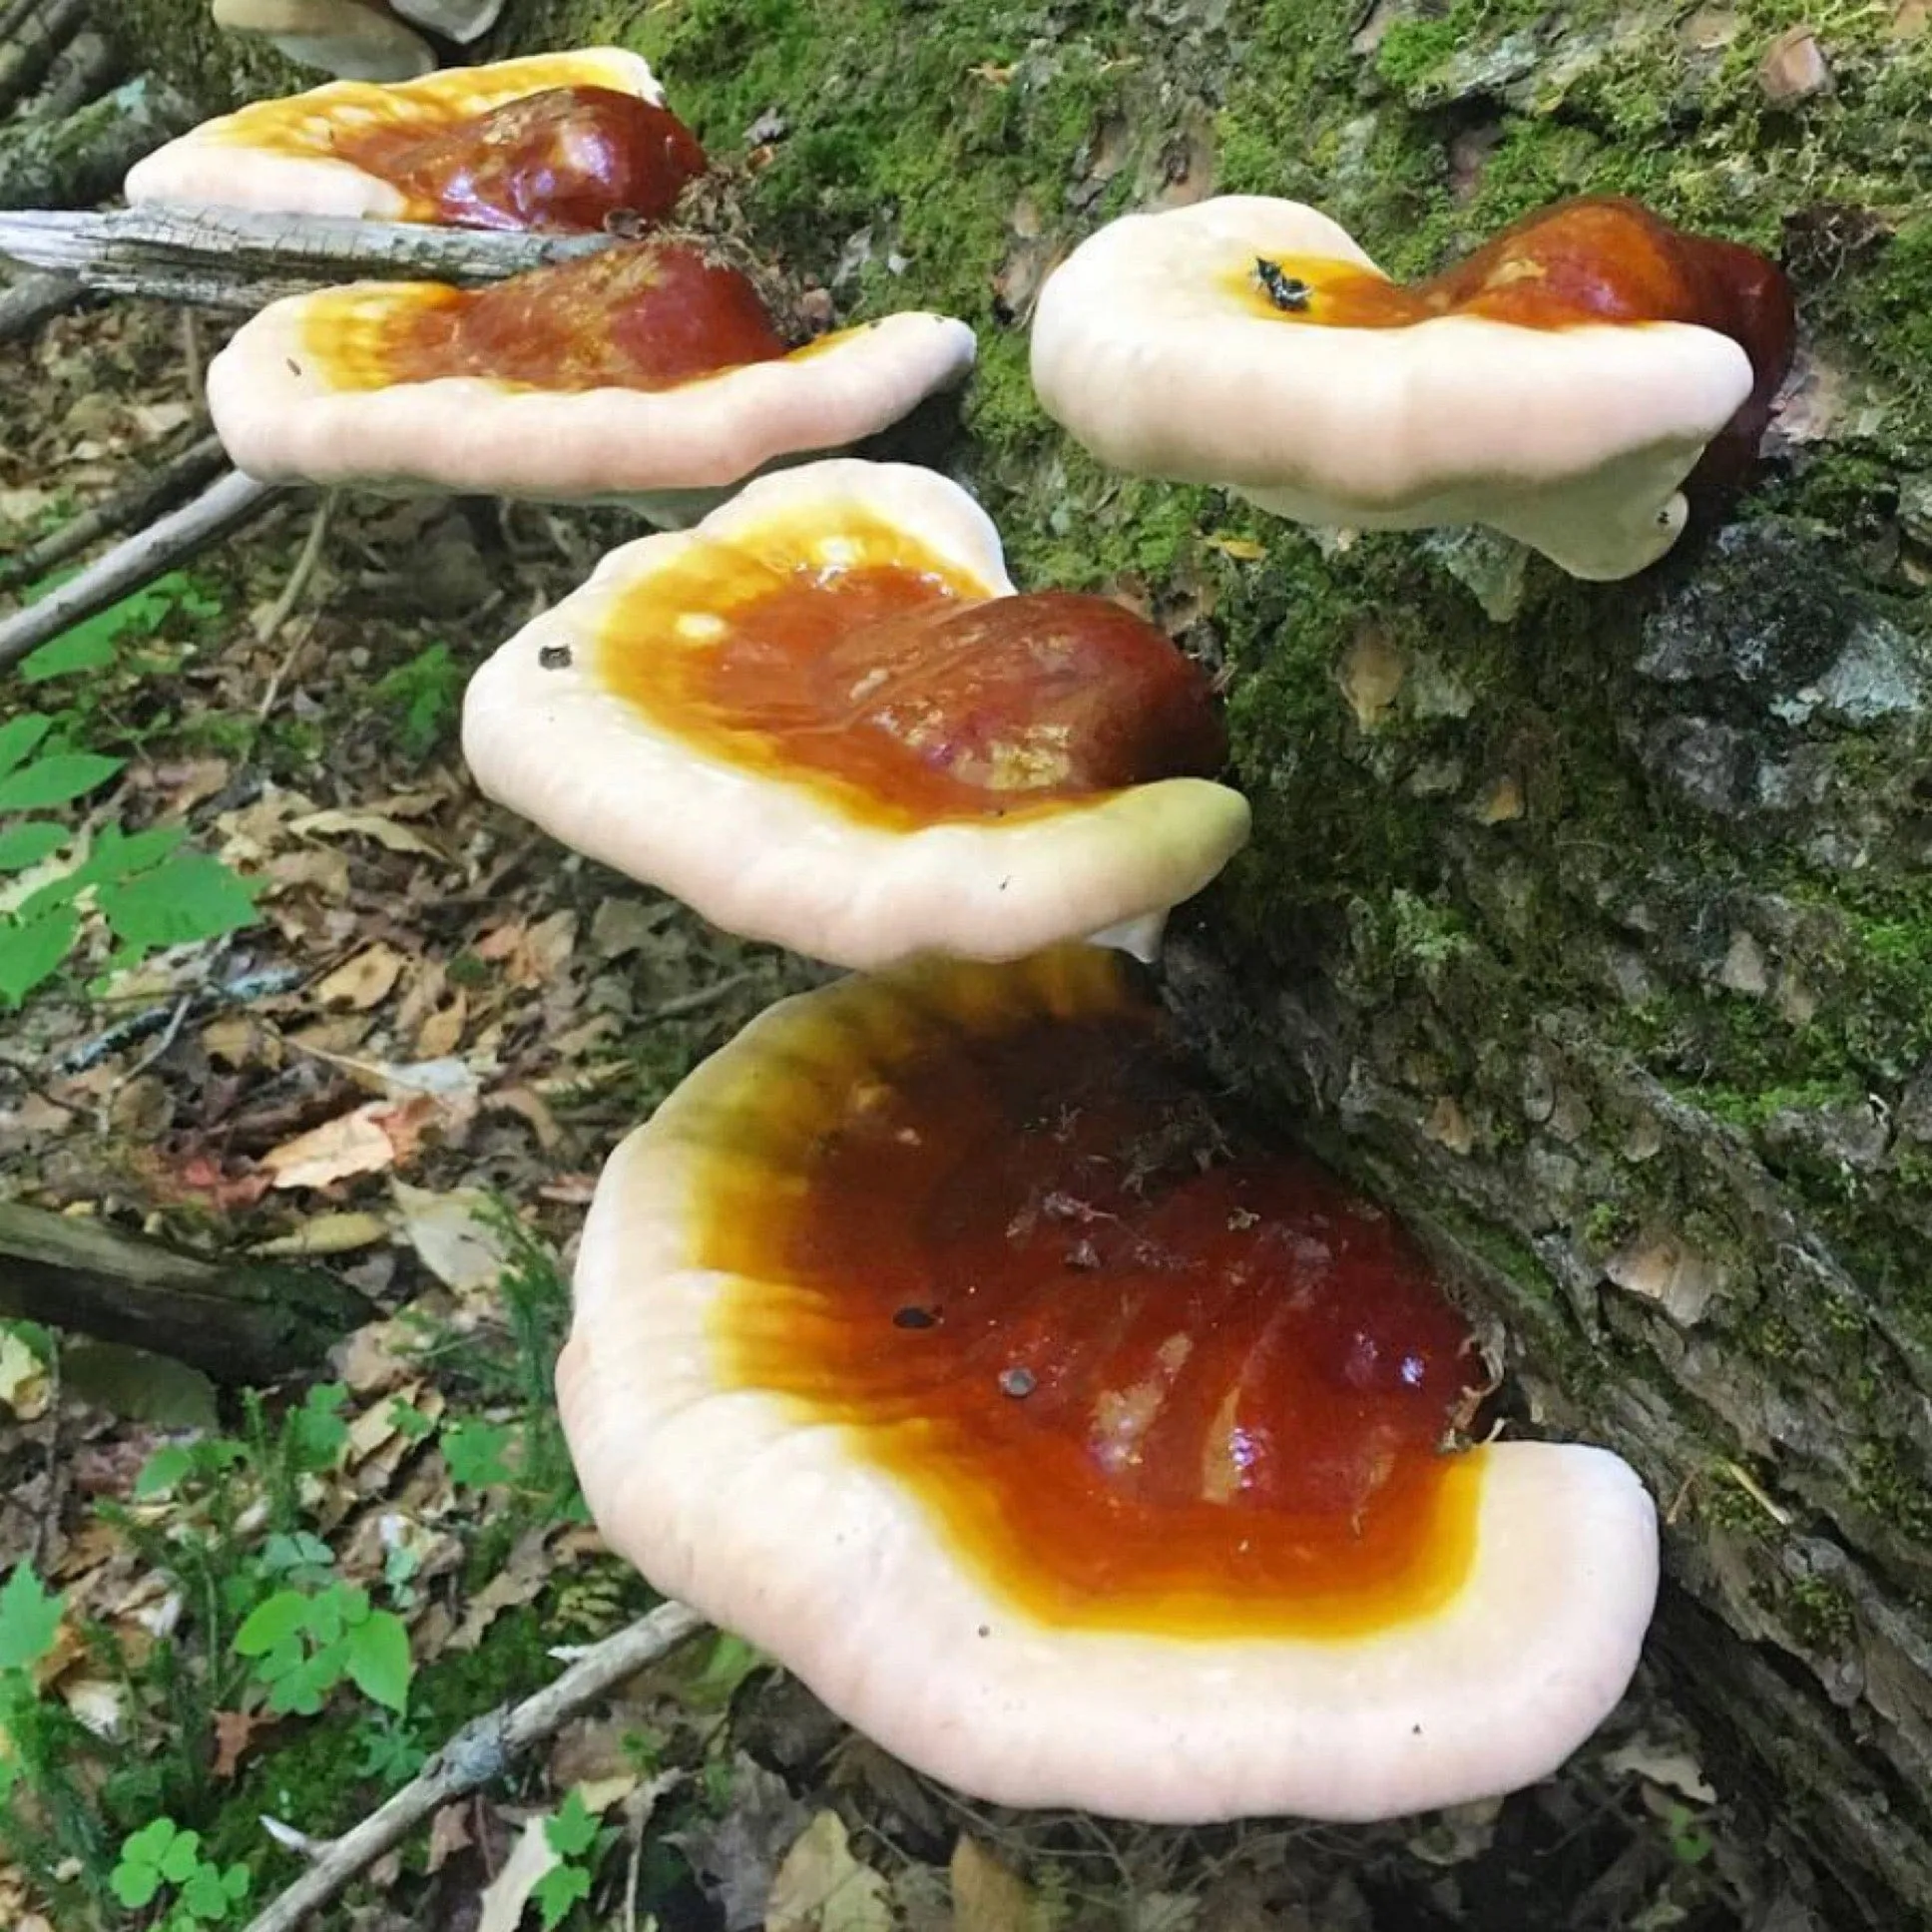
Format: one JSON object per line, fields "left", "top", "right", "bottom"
{"left": 242, "top": 1602, "right": 708, "bottom": 1932}
{"left": 2, "top": 431, "right": 227, "bottom": 589}
{"left": 28, "top": 26, "right": 122, "bottom": 123}
{"left": 0, "top": 265, "right": 79, "bottom": 339}
{"left": 0, "top": 204, "right": 614, "bottom": 307}
{"left": 0, "top": 468, "right": 284, "bottom": 674}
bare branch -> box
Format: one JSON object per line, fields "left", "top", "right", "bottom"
{"left": 0, "top": 430, "right": 226, "bottom": 589}
{"left": 242, "top": 1601, "right": 708, "bottom": 1932}
{"left": 0, "top": 265, "right": 80, "bottom": 340}
{"left": 0, "top": 204, "right": 615, "bottom": 308}
{"left": 0, "top": 468, "right": 285, "bottom": 675}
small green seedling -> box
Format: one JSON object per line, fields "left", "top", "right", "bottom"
{"left": 112, "top": 1819, "right": 251, "bottom": 1927}
{"left": 233, "top": 1583, "right": 413, "bottom": 1717}
{"left": 535, "top": 1789, "right": 610, "bottom": 1930}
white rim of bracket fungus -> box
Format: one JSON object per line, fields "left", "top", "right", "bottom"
{"left": 1030, "top": 195, "right": 1757, "bottom": 581}
{"left": 462, "top": 461, "right": 1249, "bottom": 970}
{"left": 204, "top": 0, "right": 435, "bottom": 83}
{"left": 560, "top": 961, "right": 1662, "bottom": 1823}
{"left": 205, "top": 288, "right": 977, "bottom": 505}
{"left": 126, "top": 48, "right": 662, "bottom": 217}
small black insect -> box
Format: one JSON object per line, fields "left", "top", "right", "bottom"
{"left": 1254, "top": 257, "right": 1312, "bottom": 312}
{"left": 892, "top": 1305, "right": 938, "bottom": 1330}
{"left": 539, "top": 643, "right": 573, "bottom": 670}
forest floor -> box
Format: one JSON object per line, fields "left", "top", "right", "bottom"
{"left": 0, "top": 291, "right": 1773, "bottom": 1932}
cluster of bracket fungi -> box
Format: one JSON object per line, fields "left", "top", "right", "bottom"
{"left": 145, "top": 21, "right": 1801, "bottom": 1821}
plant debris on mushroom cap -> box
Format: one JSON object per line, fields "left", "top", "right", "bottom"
{"left": 561, "top": 945, "right": 1660, "bottom": 1821}
{"left": 128, "top": 50, "right": 674, "bottom": 223}
{"left": 206, "top": 0, "right": 435, "bottom": 82}
{"left": 1031, "top": 195, "right": 1794, "bottom": 582}
{"left": 205, "top": 245, "right": 975, "bottom": 513}
{"left": 462, "top": 461, "right": 1249, "bottom": 968}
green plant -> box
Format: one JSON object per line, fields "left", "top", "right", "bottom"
{"left": 535, "top": 1790, "right": 612, "bottom": 1930}
{"left": 233, "top": 1581, "right": 414, "bottom": 1717}
{"left": 19, "top": 571, "right": 224, "bottom": 686}
{"left": 0, "top": 713, "right": 258, "bottom": 1008}
{"left": 370, "top": 641, "right": 466, "bottom": 758}
{"left": 111, "top": 1818, "right": 251, "bottom": 1928}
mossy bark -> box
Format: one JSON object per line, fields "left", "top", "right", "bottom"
{"left": 123, "top": 1, "right": 1932, "bottom": 1921}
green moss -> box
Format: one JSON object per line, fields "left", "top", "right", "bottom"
{"left": 1786, "top": 1573, "right": 1858, "bottom": 1651}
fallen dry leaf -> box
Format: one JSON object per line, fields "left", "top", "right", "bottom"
{"left": 765, "top": 1812, "right": 891, "bottom": 1932}
{"left": 250, "top": 1210, "right": 391, "bottom": 1257}
{"left": 0, "top": 1329, "right": 50, "bottom": 1420}
{"left": 951, "top": 1837, "right": 1042, "bottom": 1932}
{"left": 317, "top": 943, "right": 407, "bottom": 1011}
{"left": 212, "top": 1707, "right": 273, "bottom": 1779}
{"left": 392, "top": 1182, "right": 512, "bottom": 1296}
{"left": 475, "top": 1815, "right": 559, "bottom": 1932}
{"left": 424, "top": 1801, "right": 473, "bottom": 1874}
{"left": 291, "top": 807, "right": 449, "bottom": 860}
{"left": 261, "top": 1108, "right": 397, "bottom": 1190}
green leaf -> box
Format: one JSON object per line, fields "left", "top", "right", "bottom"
{"left": 534, "top": 1860, "right": 592, "bottom": 1931}
{"left": 134, "top": 1445, "right": 196, "bottom": 1499}
{"left": 178, "top": 1864, "right": 236, "bottom": 1922}
{"left": 442, "top": 1419, "right": 517, "bottom": 1489}
{"left": 0, "top": 1561, "right": 64, "bottom": 1671}
{"left": 265, "top": 1648, "right": 337, "bottom": 1715}
{"left": 343, "top": 1609, "right": 412, "bottom": 1714}
{"left": 67, "top": 821, "right": 184, "bottom": 888}
{"left": 0, "top": 906, "right": 79, "bottom": 1007}
{"left": 0, "top": 715, "right": 50, "bottom": 783}
{"left": 289, "top": 1381, "right": 349, "bottom": 1470}
{"left": 112, "top": 1861, "right": 164, "bottom": 1909}
{"left": 122, "top": 1818, "right": 180, "bottom": 1865}
{"left": 386, "top": 1399, "right": 435, "bottom": 1441}
{"left": 0, "top": 751, "right": 123, "bottom": 812}
{"left": 96, "top": 851, "right": 257, "bottom": 952}
{"left": 544, "top": 1789, "right": 599, "bottom": 1860}
{"left": 159, "top": 1827, "right": 203, "bottom": 1884}
{"left": 233, "top": 1590, "right": 311, "bottom": 1658}
{"left": 260, "top": 1531, "right": 334, "bottom": 1577}
{"left": 0, "top": 822, "right": 65, "bottom": 872}
{"left": 20, "top": 621, "right": 118, "bottom": 684}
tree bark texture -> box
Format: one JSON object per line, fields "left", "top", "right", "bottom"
{"left": 103, "top": 1, "right": 1932, "bottom": 1922}
{"left": 0, "top": 1202, "right": 373, "bottom": 1383}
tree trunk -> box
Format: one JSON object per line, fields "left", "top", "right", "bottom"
{"left": 100, "top": 1, "right": 1932, "bottom": 1921}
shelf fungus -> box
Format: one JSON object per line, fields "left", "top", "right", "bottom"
{"left": 560, "top": 946, "right": 1660, "bottom": 1821}
{"left": 205, "top": 0, "right": 437, "bottom": 82}
{"left": 1031, "top": 196, "right": 1795, "bottom": 581}
{"left": 461, "top": 461, "right": 1248, "bottom": 967}
{"left": 127, "top": 50, "right": 702, "bottom": 230}
{"left": 205, "top": 244, "right": 974, "bottom": 516}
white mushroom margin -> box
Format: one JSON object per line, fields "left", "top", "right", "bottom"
{"left": 125, "top": 49, "right": 663, "bottom": 218}
{"left": 558, "top": 968, "right": 1663, "bottom": 1824}
{"left": 461, "top": 462, "right": 1249, "bottom": 969}
{"left": 1030, "top": 196, "right": 1756, "bottom": 581}
{"left": 206, "top": 296, "right": 977, "bottom": 505}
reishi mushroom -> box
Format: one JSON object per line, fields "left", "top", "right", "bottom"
{"left": 204, "top": 244, "right": 975, "bottom": 518}
{"left": 1031, "top": 195, "right": 1795, "bottom": 581}
{"left": 126, "top": 51, "right": 700, "bottom": 229}
{"left": 561, "top": 944, "right": 1660, "bottom": 1822}
{"left": 461, "top": 460, "right": 1249, "bottom": 967}
{"left": 207, "top": 0, "right": 436, "bottom": 82}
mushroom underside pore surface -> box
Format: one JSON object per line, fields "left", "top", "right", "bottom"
{"left": 209, "top": 0, "right": 436, "bottom": 81}
{"left": 560, "top": 946, "right": 1661, "bottom": 1822}
{"left": 461, "top": 459, "right": 1250, "bottom": 968}
{"left": 1030, "top": 194, "right": 1794, "bottom": 581}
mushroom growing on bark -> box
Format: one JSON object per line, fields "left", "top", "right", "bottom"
{"left": 560, "top": 945, "right": 1661, "bottom": 1821}
{"left": 461, "top": 461, "right": 1249, "bottom": 967}
{"left": 1031, "top": 195, "right": 1795, "bottom": 581}
{"left": 207, "top": 0, "right": 436, "bottom": 81}
{"left": 126, "top": 50, "right": 702, "bottom": 229}
{"left": 204, "top": 243, "right": 974, "bottom": 521}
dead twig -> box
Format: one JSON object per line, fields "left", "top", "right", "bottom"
{"left": 0, "top": 204, "right": 613, "bottom": 308}
{"left": 0, "top": 265, "right": 80, "bottom": 342}
{"left": 254, "top": 489, "right": 335, "bottom": 645}
{"left": 0, "top": 0, "right": 86, "bottom": 121}
{"left": 242, "top": 1601, "right": 707, "bottom": 1932}
{"left": 1, "top": 431, "right": 226, "bottom": 591}
{"left": 0, "top": 469, "right": 288, "bottom": 676}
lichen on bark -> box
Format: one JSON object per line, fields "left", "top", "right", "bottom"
{"left": 118, "top": 0, "right": 1932, "bottom": 1920}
